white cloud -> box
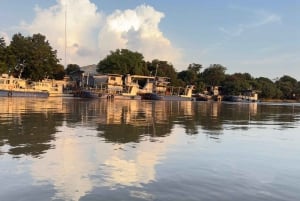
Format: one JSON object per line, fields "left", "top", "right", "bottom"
{"left": 253, "top": 13, "right": 281, "bottom": 27}
{"left": 7, "top": 0, "right": 181, "bottom": 68}
{"left": 98, "top": 5, "right": 182, "bottom": 66}
{"left": 22, "top": 0, "right": 103, "bottom": 66}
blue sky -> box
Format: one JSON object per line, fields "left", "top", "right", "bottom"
{"left": 0, "top": 0, "right": 299, "bottom": 80}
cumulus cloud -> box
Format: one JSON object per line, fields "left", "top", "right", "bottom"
{"left": 12, "top": 0, "right": 181, "bottom": 68}
{"left": 99, "top": 5, "right": 182, "bottom": 65}
{"left": 22, "top": 0, "right": 103, "bottom": 66}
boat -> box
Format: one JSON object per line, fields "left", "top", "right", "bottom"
{"left": 72, "top": 74, "right": 194, "bottom": 101}
{"left": 73, "top": 88, "right": 99, "bottom": 98}
{"left": 142, "top": 85, "right": 196, "bottom": 101}
{"left": 76, "top": 74, "right": 142, "bottom": 99}
{"left": 193, "top": 93, "right": 209, "bottom": 101}
{"left": 33, "top": 78, "right": 74, "bottom": 97}
{"left": 99, "top": 84, "right": 141, "bottom": 100}
{"left": 0, "top": 74, "right": 49, "bottom": 97}
{"left": 223, "top": 90, "right": 259, "bottom": 102}
{"left": 73, "top": 74, "right": 123, "bottom": 98}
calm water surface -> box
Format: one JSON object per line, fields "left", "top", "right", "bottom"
{"left": 0, "top": 97, "right": 300, "bottom": 201}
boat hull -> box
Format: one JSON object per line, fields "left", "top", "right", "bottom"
{"left": 73, "top": 90, "right": 99, "bottom": 98}
{"left": 223, "top": 95, "right": 257, "bottom": 102}
{"left": 0, "top": 89, "right": 49, "bottom": 97}
{"left": 141, "top": 93, "right": 195, "bottom": 101}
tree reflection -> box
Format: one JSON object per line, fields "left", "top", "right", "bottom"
{"left": 91, "top": 101, "right": 300, "bottom": 143}
{"left": 0, "top": 113, "right": 63, "bottom": 157}
{"left": 1, "top": 98, "right": 300, "bottom": 156}
{"left": 0, "top": 97, "right": 65, "bottom": 157}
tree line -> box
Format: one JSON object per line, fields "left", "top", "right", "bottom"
{"left": 0, "top": 33, "right": 64, "bottom": 80}
{"left": 1, "top": 33, "right": 300, "bottom": 100}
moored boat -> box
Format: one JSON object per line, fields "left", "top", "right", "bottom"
{"left": 223, "top": 90, "right": 259, "bottom": 102}
{"left": 99, "top": 81, "right": 141, "bottom": 100}
{"left": 0, "top": 74, "right": 49, "bottom": 97}
{"left": 141, "top": 85, "right": 196, "bottom": 101}
{"left": 33, "top": 78, "right": 74, "bottom": 97}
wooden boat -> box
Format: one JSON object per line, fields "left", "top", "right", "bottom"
{"left": 0, "top": 74, "right": 49, "bottom": 97}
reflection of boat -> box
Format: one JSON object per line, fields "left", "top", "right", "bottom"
{"left": 0, "top": 96, "right": 67, "bottom": 115}
{"left": 0, "top": 74, "right": 49, "bottom": 97}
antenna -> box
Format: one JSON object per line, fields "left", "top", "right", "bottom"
{"left": 64, "top": 4, "right": 67, "bottom": 68}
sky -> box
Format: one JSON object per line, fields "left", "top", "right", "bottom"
{"left": 0, "top": 0, "right": 299, "bottom": 80}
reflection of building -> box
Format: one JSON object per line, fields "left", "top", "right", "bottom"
{"left": 211, "top": 102, "right": 220, "bottom": 118}
{"left": 97, "top": 100, "right": 194, "bottom": 126}
{"left": 99, "top": 100, "right": 153, "bottom": 125}
{"left": 249, "top": 102, "right": 258, "bottom": 115}
{"left": 0, "top": 97, "right": 67, "bottom": 116}
{"left": 0, "top": 97, "right": 69, "bottom": 158}
{"left": 179, "top": 101, "right": 194, "bottom": 116}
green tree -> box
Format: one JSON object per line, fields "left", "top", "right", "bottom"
{"left": 0, "top": 37, "right": 7, "bottom": 73}
{"left": 178, "top": 63, "right": 202, "bottom": 84}
{"left": 255, "top": 77, "right": 281, "bottom": 99}
{"left": 295, "top": 82, "right": 300, "bottom": 99}
{"left": 178, "top": 63, "right": 203, "bottom": 91}
{"left": 148, "top": 59, "right": 181, "bottom": 86}
{"left": 201, "top": 64, "right": 226, "bottom": 86}
{"left": 222, "top": 73, "right": 254, "bottom": 95}
{"left": 275, "top": 75, "right": 298, "bottom": 99}
{"left": 188, "top": 63, "right": 202, "bottom": 73}
{"left": 97, "top": 49, "right": 149, "bottom": 75}
{"left": 8, "top": 33, "right": 59, "bottom": 80}
{"left": 65, "top": 64, "right": 81, "bottom": 75}
{"left": 52, "top": 64, "right": 65, "bottom": 80}
{"left": 0, "top": 37, "right": 5, "bottom": 49}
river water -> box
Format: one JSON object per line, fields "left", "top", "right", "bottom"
{"left": 0, "top": 97, "right": 300, "bottom": 201}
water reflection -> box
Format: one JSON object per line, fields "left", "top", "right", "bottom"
{"left": 0, "top": 98, "right": 65, "bottom": 157}
{"left": 1, "top": 98, "right": 300, "bottom": 158}
{"left": 29, "top": 116, "right": 178, "bottom": 201}
{"left": 1, "top": 98, "right": 300, "bottom": 200}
